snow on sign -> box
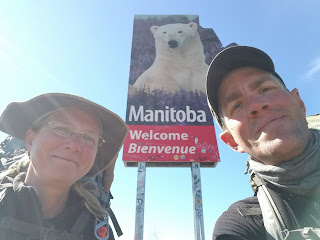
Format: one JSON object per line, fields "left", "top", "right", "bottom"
{"left": 123, "top": 15, "right": 222, "bottom": 167}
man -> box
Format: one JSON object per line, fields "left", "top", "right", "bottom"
{"left": 206, "top": 46, "right": 320, "bottom": 240}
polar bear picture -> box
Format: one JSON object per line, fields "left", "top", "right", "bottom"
{"left": 133, "top": 22, "right": 209, "bottom": 93}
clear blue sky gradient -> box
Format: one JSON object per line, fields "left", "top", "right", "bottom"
{"left": 1, "top": 1, "right": 320, "bottom": 240}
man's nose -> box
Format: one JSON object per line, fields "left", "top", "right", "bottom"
{"left": 247, "top": 96, "right": 271, "bottom": 117}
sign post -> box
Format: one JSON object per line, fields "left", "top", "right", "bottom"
{"left": 192, "top": 163, "right": 205, "bottom": 240}
{"left": 134, "top": 162, "right": 146, "bottom": 240}
{"left": 124, "top": 15, "right": 224, "bottom": 239}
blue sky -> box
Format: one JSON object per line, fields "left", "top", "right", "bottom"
{"left": 1, "top": 1, "right": 320, "bottom": 240}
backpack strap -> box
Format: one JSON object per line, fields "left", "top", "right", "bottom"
{"left": 251, "top": 172, "right": 288, "bottom": 240}
{"left": 70, "top": 208, "right": 91, "bottom": 234}
{"left": 82, "top": 174, "right": 124, "bottom": 239}
{"left": 95, "top": 174, "right": 123, "bottom": 238}
{"left": 40, "top": 228, "right": 83, "bottom": 240}
{"left": 0, "top": 216, "right": 83, "bottom": 240}
{"left": 0, "top": 216, "right": 41, "bottom": 235}
{"left": 237, "top": 207, "right": 262, "bottom": 217}
{"left": 106, "top": 206, "right": 123, "bottom": 236}
{"left": 283, "top": 227, "right": 320, "bottom": 239}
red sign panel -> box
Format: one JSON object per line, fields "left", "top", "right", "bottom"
{"left": 123, "top": 125, "right": 219, "bottom": 166}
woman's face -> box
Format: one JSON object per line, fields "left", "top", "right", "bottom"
{"left": 26, "top": 107, "right": 101, "bottom": 186}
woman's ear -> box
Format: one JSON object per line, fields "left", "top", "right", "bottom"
{"left": 219, "top": 130, "right": 245, "bottom": 153}
{"left": 26, "top": 129, "right": 35, "bottom": 153}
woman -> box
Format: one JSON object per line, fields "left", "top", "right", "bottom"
{"left": 0, "top": 93, "right": 129, "bottom": 240}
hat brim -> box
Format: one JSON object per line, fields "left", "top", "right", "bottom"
{"left": 0, "top": 93, "right": 129, "bottom": 187}
{"left": 206, "top": 46, "right": 284, "bottom": 128}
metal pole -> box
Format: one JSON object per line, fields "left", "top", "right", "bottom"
{"left": 191, "top": 162, "right": 205, "bottom": 240}
{"left": 134, "top": 162, "right": 146, "bottom": 240}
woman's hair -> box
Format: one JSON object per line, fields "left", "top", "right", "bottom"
{"left": 73, "top": 180, "right": 106, "bottom": 217}
{"left": 0, "top": 157, "right": 30, "bottom": 181}
{"left": 0, "top": 111, "right": 107, "bottom": 218}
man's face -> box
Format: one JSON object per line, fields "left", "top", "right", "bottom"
{"left": 218, "top": 67, "right": 310, "bottom": 165}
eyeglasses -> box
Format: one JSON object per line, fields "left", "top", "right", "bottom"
{"left": 44, "top": 121, "right": 105, "bottom": 147}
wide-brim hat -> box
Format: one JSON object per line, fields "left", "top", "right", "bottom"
{"left": 0, "top": 93, "right": 129, "bottom": 191}
{"left": 206, "top": 45, "right": 285, "bottom": 129}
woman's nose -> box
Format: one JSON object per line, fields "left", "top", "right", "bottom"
{"left": 64, "top": 133, "right": 82, "bottom": 151}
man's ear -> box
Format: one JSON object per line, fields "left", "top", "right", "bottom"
{"left": 26, "top": 129, "right": 35, "bottom": 153}
{"left": 219, "top": 130, "right": 245, "bottom": 153}
{"left": 290, "top": 88, "right": 306, "bottom": 113}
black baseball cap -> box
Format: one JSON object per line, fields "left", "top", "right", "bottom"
{"left": 206, "top": 46, "right": 285, "bottom": 129}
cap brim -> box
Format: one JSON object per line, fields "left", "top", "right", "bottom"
{"left": 206, "top": 46, "right": 284, "bottom": 128}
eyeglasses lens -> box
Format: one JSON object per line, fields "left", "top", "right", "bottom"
{"left": 47, "top": 121, "right": 104, "bottom": 146}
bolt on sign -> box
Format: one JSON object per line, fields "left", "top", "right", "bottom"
{"left": 123, "top": 15, "right": 225, "bottom": 167}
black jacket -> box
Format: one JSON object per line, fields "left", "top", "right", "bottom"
{"left": 213, "top": 183, "right": 320, "bottom": 240}
{"left": 0, "top": 173, "right": 114, "bottom": 240}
